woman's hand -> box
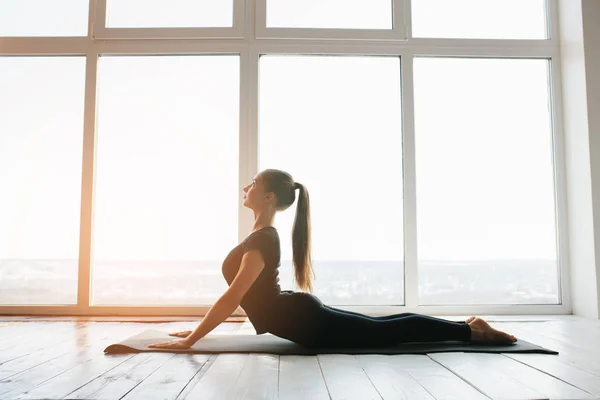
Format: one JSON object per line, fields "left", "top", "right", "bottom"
{"left": 169, "top": 330, "right": 193, "bottom": 338}
{"left": 148, "top": 338, "right": 194, "bottom": 349}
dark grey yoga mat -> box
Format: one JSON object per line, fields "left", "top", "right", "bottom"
{"left": 103, "top": 329, "right": 558, "bottom": 355}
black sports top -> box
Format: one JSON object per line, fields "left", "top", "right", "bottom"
{"left": 221, "top": 226, "right": 282, "bottom": 334}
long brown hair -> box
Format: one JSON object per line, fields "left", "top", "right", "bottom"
{"left": 260, "top": 169, "right": 314, "bottom": 292}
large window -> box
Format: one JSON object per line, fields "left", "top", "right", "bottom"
{"left": 413, "top": 58, "right": 558, "bottom": 305}
{"left": 93, "top": 56, "right": 240, "bottom": 305}
{"left": 259, "top": 55, "right": 404, "bottom": 305}
{"left": 0, "top": 0, "right": 567, "bottom": 315}
{"left": 0, "top": 57, "right": 86, "bottom": 305}
{"left": 0, "top": 0, "right": 89, "bottom": 36}
{"left": 266, "top": 0, "right": 393, "bottom": 29}
{"left": 105, "top": 0, "right": 234, "bottom": 28}
{"left": 411, "top": 0, "right": 548, "bottom": 39}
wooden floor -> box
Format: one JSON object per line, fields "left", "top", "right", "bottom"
{"left": 0, "top": 315, "right": 599, "bottom": 400}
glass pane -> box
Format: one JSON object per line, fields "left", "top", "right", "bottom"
{"left": 106, "top": 0, "right": 233, "bottom": 28}
{"left": 0, "top": 0, "right": 89, "bottom": 36}
{"left": 411, "top": 0, "right": 547, "bottom": 39}
{"left": 260, "top": 55, "right": 403, "bottom": 306}
{"left": 267, "top": 0, "right": 392, "bottom": 29}
{"left": 414, "top": 58, "right": 559, "bottom": 305}
{"left": 93, "top": 55, "right": 240, "bottom": 306}
{"left": 0, "top": 57, "right": 86, "bottom": 305}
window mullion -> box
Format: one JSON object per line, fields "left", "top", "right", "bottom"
{"left": 547, "top": 0, "right": 559, "bottom": 42}
{"left": 238, "top": 49, "right": 260, "bottom": 244}
{"left": 401, "top": 54, "right": 418, "bottom": 308}
{"left": 76, "top": 51, "right": 98, "bottom": 311}
{"left": 547, "top": 55, "right": 572, "bottom": 312}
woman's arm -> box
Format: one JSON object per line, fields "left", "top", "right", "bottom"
{"left": 186, "top": 292, "right": 240, "bottom": 344}
{"left": 149, "top": 249, "right": 265, "bottom": 349}
{"left": 186, "top": 250, "right": 266, "bottom": 344}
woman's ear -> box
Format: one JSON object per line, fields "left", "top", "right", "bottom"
{"left": 265, "top": 192, "right": 276, "bottom": 204}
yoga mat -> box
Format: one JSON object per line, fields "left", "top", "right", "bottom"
{"left": 103, "top": 330, "right": 558, "bottom": 355}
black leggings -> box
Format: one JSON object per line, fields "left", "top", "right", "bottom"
{"left": 267, "top": 292, "right": 472, "bottom": 349}
{"left": 313, "top": 303, "right": 472, "bottom": 348}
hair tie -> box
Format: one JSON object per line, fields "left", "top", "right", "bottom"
{"left": 294, "top": 182, "right": 300, "bottom": 190}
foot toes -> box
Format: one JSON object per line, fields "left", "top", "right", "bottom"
{"left": 498, "top": 332, "right": 517, "bottom": 343}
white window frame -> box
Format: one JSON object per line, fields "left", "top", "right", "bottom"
{"left": 93, "top": 0, "right": 246, "bottom": 39}
{"left": 255, "top": 0, "right": 407, "bottom": 41}
{"left": 0, "top": 0, "right": 570, "bottom": 317}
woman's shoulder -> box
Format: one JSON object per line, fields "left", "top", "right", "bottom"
{"left": 244, "top": 227, "right": 278, "bottom": 241}
{"left": 242, "top": 227, "right": 280, "bottom": 251}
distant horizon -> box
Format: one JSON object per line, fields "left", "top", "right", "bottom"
{"left": 0, "top": 258, "right": 559, "bottom": 306}
{"left": 0, "top": 258, "right": 558, "bottom": 263}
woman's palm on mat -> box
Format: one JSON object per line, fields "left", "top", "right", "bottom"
{"left": 169, "top": 330, "right": 192, "bottom": 338}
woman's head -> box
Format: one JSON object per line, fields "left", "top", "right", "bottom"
{"left": 242, "top": 169, "right": 295, "bottom": 212}
{"left": 242, "top": 169, "right": 314, "bottom": 293}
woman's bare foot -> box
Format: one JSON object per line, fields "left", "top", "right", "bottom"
{"left": 466, "top": 316, "right": 518, "bottom": 344}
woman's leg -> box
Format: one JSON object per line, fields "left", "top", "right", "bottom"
{"left": 322, "top": 304, "right": 419, "bottom": 321}
{"left": 313, "top": 306, "right": 471, "bottom": 348}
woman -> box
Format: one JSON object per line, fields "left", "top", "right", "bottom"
{"left": 149, "top": 169, "right": 517, "bottom": 350}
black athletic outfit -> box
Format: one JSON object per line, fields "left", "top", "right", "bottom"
{"left": 221, "top": 226, "right": 472, "bottom": 348}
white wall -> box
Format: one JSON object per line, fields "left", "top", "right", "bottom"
{"left": 582, "top": 0, "right": 600, "bottom": 319}
{"left": 558, "top": 0, "right": 600, "bottom": 319}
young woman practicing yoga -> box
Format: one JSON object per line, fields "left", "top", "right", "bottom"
{"left": 149, "top": 169, "right": 517, "bottom": 349}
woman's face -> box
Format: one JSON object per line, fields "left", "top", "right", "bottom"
{"left": 242, "top": 176, "right": 260, "bottom": 208}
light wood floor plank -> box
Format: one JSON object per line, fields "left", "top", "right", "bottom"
{"left": 0, "top": 321, "right": 135, "bottom": 381}
{"left": 375, "top": 354, "right": 488, "bottom": 400}
{"left": 429, "top": 352, "right": 546, "bottom": 400}
{"left": 179, "top": 354, "right": 249, "bottom": 400}
{"left": 279, "top": 355, "right": 330, "bottom": 400}
{"left": 3, "top": 352, "right": 133, "bottom": 399}
{"left": 63, "top": 352, "right": 175, "bottom": 400}
{"left": 356, "top": 355, "right": 436, "bottom": 400}
{"left": 226, "top": 354, "right": 279, "bottom": 400}
{"left": 317, "top": 354, "right": 382, "bottom": 400}
{"left": 0, "top": 323, "right": 79, "bottom": 364}
{"left": 517, "top": 321, "right": 600, "bottom": 356}
{"left": 0, "top": 324, "right": 91, "bottom": 380}
{"left": 506, "top": 353, "right": 600, "bottom": 399}
{"left": 120, "top": 354, "right": 211, "bottom": 400}
{"left": 0, "top": 317, "right": 599, "bottom": 400}
{"left": 174, "top": 354, "right": 219, "bottom": 400}
{"left": 4, "top": 324, "right": 143, "bottom": 399}
{"left": 468, "top": 353, "right": 595, "bottom": 399}
{"left": 501, "top": 323, "right": 600, "bottom": 376}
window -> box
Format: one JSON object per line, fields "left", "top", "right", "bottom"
{"left": 414, "top": 57, "right": 559, "bottom": 305}
{"left": 411, "top": 0, "right": 548, "bottom": 39}
{"left": 95, "top": 0, "right": 244, "bottom": 39}
{"left": 105, "top": 0, "right": 234, "bottom": 28}
{"left": 92, "top": 55, "right": 240, "bottom": 305}
{"left": 0, "top": 0, "right": 89, "bottom": 36}
{"left": 256, "top": 0, "right": 405, "bottom": 40}
{"left": 266, "top": 0, "right": 393, "bottom": 29}
{"left": 259, "top": 55, "right": 404, "bottom": 305}
{"left": 0, "top": 0, "right": 566, "bottom": 315}
{"left": 0, "top": 57, "right": 86, "bottom": 305}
